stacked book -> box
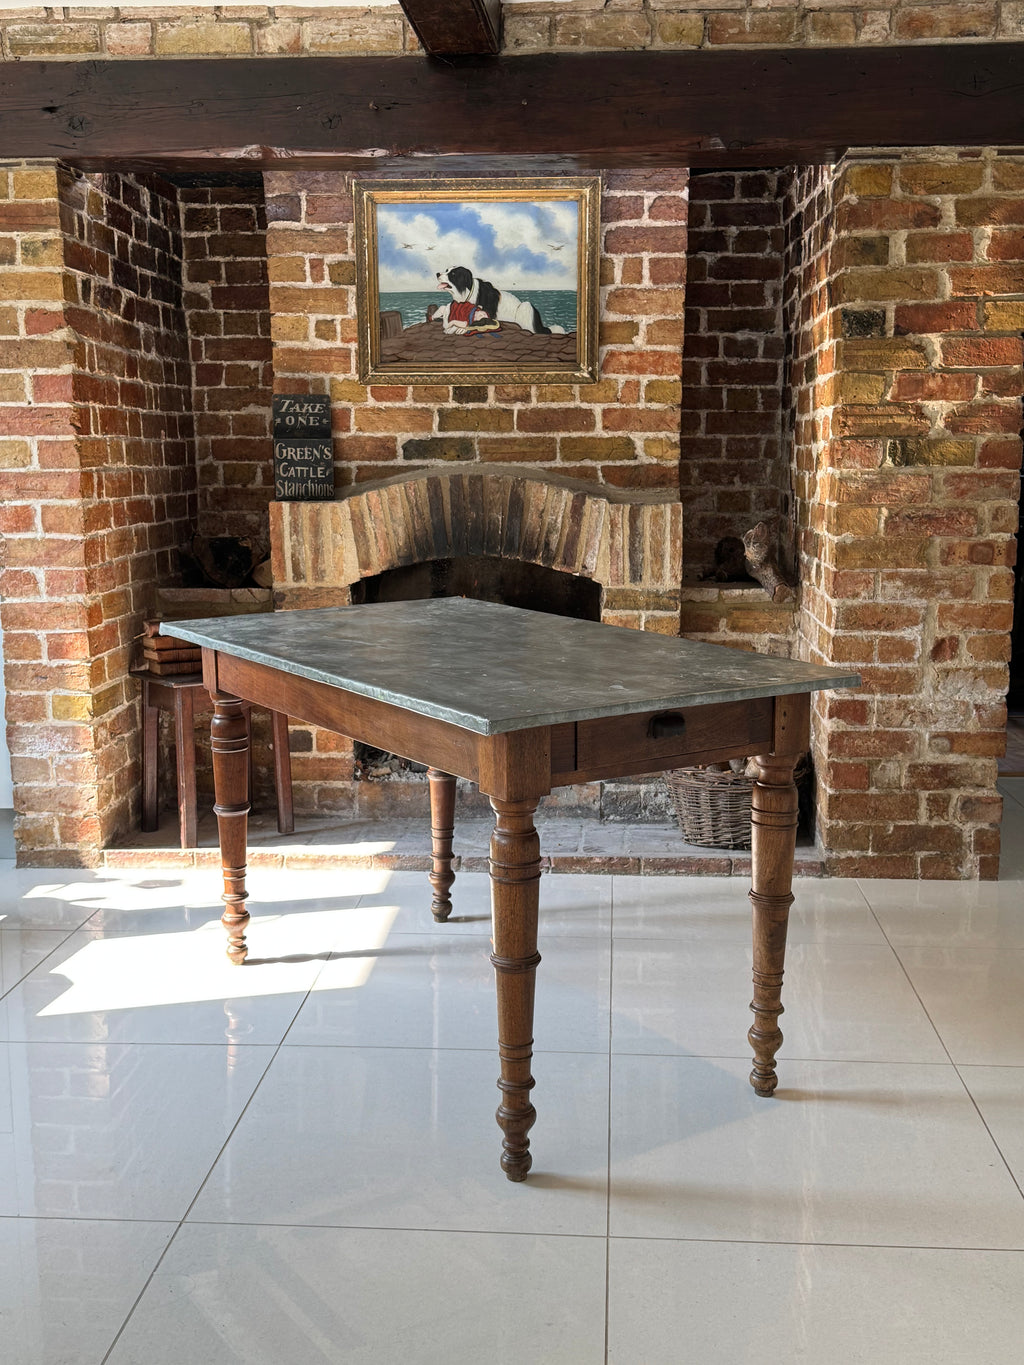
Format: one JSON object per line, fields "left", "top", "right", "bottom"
{"left": 141, "top": 622, "right": 202, "bottom": 677}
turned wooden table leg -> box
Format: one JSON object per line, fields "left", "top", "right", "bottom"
{"left": 748, "top": 748, "right": 800, "bottom": 1096}
{"left": 427, "top": 768, "right": 456, "bottom": 922}
{"left": 211, "top": 693, "right": 251, "bottom": 965}
{"left": 489, "top": 796, "right": 542, "bottom": 1181}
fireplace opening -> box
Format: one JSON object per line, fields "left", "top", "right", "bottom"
{"left": 349, "top": 555, "right": 602, "bottom": 777}
{"left": 350, "top": 555, "right": 602, "bottom": 620}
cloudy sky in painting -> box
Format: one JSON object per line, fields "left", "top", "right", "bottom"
{"left": 376, "top": 199, "right": 579, "bottom": 294}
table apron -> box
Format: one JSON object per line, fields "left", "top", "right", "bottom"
{"left": 211, "top": 651, "right": 484, "bottom": 785}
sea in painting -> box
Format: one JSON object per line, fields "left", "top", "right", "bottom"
{"left": 379, "top": 289, "right": 578, "bottom": 333}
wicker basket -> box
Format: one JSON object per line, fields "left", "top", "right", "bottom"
{"left": 666, "top": 766, "right": 755, "bottom": 849}
{"left": 666, "top": 758, "right": 811, "bottom": 850}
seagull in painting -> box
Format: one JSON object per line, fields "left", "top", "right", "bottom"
{"left": 547, "top": 243, "right": 565, "bottom": 251}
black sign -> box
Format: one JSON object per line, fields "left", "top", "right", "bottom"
{"left": 272, "top": 394, "right": 331, "bottom": 436}
{"left": 272, "top": 393, "right": 333, "bottom": 500}
{"left": 274, "top": 438, "right": 334, "bottom": 501}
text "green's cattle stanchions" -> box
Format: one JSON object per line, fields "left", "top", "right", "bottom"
{"left": 272, "top": 395, "right": 334, "bottom": 501}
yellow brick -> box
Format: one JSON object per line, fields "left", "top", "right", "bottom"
{"left": 270, "top": 315, "right": 309, "bottom": 342}
{"left": 644, "top": 437, "right": 679, "bottom": 462}
{"left": 52, "top": 695, "right": 92, "bottom": 722}
{"left": 889, "top": 438, "right": 976, "bottom": 467}
{"left": 839, "top": 164, "right": 895, "bottom": 199}
{"left": 837, "top": 373, "right": 888, "bottom": 404}
{"left": 826, "top": 505, "right": 882, "bottom": 537}
{"left": 12, "top": 169, "right": 59, "bottom": 201}
{"left": 834, "top": 268, "right": 941, "bottom": 305}
{"left": 653, "top": 15, "right": 704, "bottom": 47}
{"left": 154, "top": 21, "right": 253, "bottom": 56}
{"left": 599, "top": 321, "right": 639, "bottom": 346}
{"left": 644, "top": 379, "right": 682, "bottom": 404}
{"left": 20, "top": 238, "right": 62, "bottom": 268}
{"left": 553, "top": 13, "right": 652, "bottom": 48}
{"left": 302, "top": 17, "right": 405, "bottom": 54}
{"left": 983, "top": 300, "right": 1024, "bottom": 330}
{"left": 899, "top": 161, "right": 987, "bottom": 197}
{"left": 0, "top": 272, "right": 64, "bottom": 302}
{"left": 267, "top": 256, "right": 307, "bottom": 283}
{"left": 503, "top": 14, "right": 551, "bottom": 52}
{"left": 837, "top": 339, "right": 929, "bottom": 370}
{"left": 991, "top": 161, "right": 1024, "bottom": 191}
{"left": 0, "top": 439, "right": 32, "bottom": 468}
{"left": 330, "top": 378, "right": 368, "bottom": 403}
{"left": 6, "top": 23, "right": 101, "bottom": 57}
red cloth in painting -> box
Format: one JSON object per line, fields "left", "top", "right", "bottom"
{"left": 447, "top": 300, "right": 476, "bottom": 322}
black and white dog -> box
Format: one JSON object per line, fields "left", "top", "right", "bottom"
{"left": 433, "top": 266, "right": 565, "bottom": 335}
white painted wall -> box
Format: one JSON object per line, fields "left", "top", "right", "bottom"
{"left": 0, "top": 612, "right": 13, "bottom": 808}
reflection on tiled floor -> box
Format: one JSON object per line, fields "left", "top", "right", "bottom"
{"left": 1, "top": 778, "right": 1022, "bottom": 1363}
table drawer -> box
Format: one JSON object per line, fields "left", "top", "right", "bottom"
{"left": 575, "top": 696, "right": 774, "bottom": 773}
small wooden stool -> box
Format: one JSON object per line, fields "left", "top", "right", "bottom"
{"left": 133, "top": 669, "right": 295, "bottom": 848}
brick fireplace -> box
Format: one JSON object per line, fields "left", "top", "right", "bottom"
{"left": 1, "top": 144, "right": 1022, "bottom": 875}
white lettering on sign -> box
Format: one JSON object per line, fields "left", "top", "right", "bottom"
{"left": 273, "top": 396, "right": 331, "bottom": 432}
{"left": 273, "top": 434, "right": 334, "bottom": 501}
{"left": 275, "top": 478, "right": 334, "bottom": 499}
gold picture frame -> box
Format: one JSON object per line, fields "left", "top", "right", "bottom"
{"left": 354, "top": 176, "right": 601, "bottom": 385}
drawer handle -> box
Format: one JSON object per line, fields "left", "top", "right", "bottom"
{"left": 649, "top": 712, "right": 687, "bottom": 739}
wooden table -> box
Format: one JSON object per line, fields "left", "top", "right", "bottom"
{"left": 167, "top": 599, "right": 859, "bottom": 1182}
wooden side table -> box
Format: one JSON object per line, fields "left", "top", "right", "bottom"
{"left": 133, "top": 669, "right": 294, "bottom": 849}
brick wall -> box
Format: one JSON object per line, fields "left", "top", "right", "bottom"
{"left": 4, "top": 4, "right": 1024, "bottom": 59}
{"left": 179, "top": 178, "right": 273, "bottom": 544}
{"left": 681, "top": 170, "right": 787, "bottom": 575}
{"left": 264, "top": 168, "right": 686, "bottom": 497}
{"left": 0, "top": 164, "right": 92, "bottom": 860}
{"left": 263, "top": 166, "right": 687, "bottom": 817}
{"left": 0, "top": 162, "right": 197, "bottom": 864}
{"left": 61, "top": 169, "right": 198, "bottom": 853}
{"left": 790, "top": 150, "right": 1023, "bottom": 878}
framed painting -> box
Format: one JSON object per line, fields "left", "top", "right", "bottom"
{"left": 354, "top": 176, "right": 601, "bottom": 385}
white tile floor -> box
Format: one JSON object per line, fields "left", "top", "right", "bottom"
{"left": 0, "top": 780, "right": 1022, "bottom": 1363}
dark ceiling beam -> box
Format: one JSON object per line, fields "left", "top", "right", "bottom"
{"left": 399, "top": 0, "right": 501, "bottom": 55}
{"left": 1, "top": 46, "right": 1023, "bottom": 173}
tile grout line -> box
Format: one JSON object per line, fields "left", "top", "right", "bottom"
{"left": 98, "top": 944, "right": 338, "bottom": 1365}
{"left": 951, "top": 1060, "right": 1024, "bottom": 1206}
{"left": 604, "top": 879, "right": 617, "bottom": 1365}
{"left": 855, "top": 878, "right": 1024, "bottom": 1205}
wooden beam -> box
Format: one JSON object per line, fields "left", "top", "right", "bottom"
{"left": 1, "top": 46, "right": 1023, "bottom": 173}
{"left": 399, "top": 0, "right": 501, "bottom": 55}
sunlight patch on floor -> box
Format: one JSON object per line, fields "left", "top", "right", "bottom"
{"left": 36, "top": 903, "right": 401, "bottom": 1016}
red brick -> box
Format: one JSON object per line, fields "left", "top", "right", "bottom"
{"left": 904, "top": 231, "right": 975, "bottom": 263}
{"left": 604, "top": 226, "right": 688, "bottom": 255}
{"left": 893, "top": 301, "right": 979, "bottom": 334}
{"left": 949, "top": 263, "right": 1024, "bottom": 296}
{"left": 944, "top": 403, "right": 1021, "bottom": 435}
{"left": 890, "top": 373, "right": 978, "bottom": 402}
{"left": 603, "top": 350, "right": 681, "bottom": 377}
{"left": 515, "top": 408, "right": 595, "bottom": 434}
{"left": 940, "top": 336, "right": 1023, "bottom": 367}
{"left": 956, "top": 196, "right": 1024, "bottom": 227}
{"left": 838, "top": 200, "right": 942, "bottom": 233}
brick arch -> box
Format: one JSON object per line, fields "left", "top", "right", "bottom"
{"left": 270, "top": 467, "right": 683, "bottom": 632}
